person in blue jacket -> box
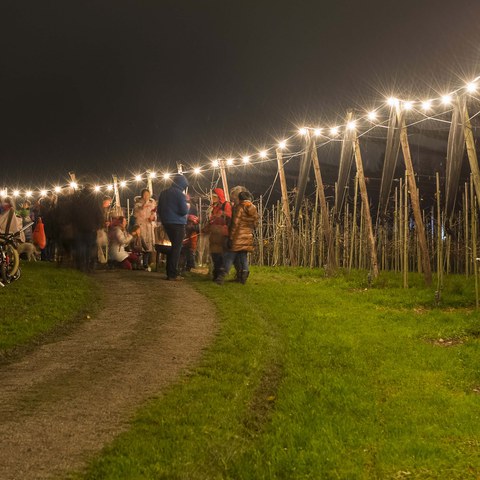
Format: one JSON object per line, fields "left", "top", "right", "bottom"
{"left": 158, "top": 173, "right": 189, "bottom": 280}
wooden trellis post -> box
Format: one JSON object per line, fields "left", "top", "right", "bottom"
{"left": 112, "top": 175, "right": 121, "bottom": 209}
{"left": 471, "top": 176, "right": 479, "bottom": 308}
{"left": 464, "top": 106, "right": 480, "bottom": 210}
{"left": 311, "top": 140, "right": 335, "bottom": 271}
{"left": 398, "top": 113, "right": 432, "bottom": 285}
{"left": 147, "top": 171, "right": 154, "bottom": 195}
{"left": 219, "top": 160, "right": 230, "bottom": 202}
{"left": 258, "top": 195, "right": 264, "bottom": 266}
{"left": 436, "top": 172, "right": 443, "bottom": 289}
{"left": 276, "top": 148, "right": 297, "bottom": 266}
{"left": 349, "top": 174, "right": 359, "bottom": 271}
{"left": 352, "top": 133, "right": 379, "bottom": 278}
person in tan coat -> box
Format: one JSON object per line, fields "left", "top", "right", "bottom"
{"left": 218, "top": 190, "right": 258, "bottom": 284}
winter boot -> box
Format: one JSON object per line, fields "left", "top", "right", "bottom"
{"left": 240, "top": 271, "right": 250, "bottom": 285}
{"left": 234, "top": 269, "right": 242, "bottom": 282}
{"left": 215, "top": 269, "right": 226, "bottom": 285}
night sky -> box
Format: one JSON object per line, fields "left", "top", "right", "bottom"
{"left": 2, "top": 0, "right": 480, "bottom": 189}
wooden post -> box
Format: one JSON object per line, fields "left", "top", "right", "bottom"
{"left": 219, "top": 160, "right": 230, "bottom": 202}
{"left": 352, "top": 134, "right": 379, "bottom": 278}
{"left": 436, "top": 172, "right": 443, "bottom": 290}
{"left": 404, "top": 173, "right": 409, "bottom": 288}
{"left": 465, "top": 184, "right": 469, "bottom": 276}
{"left": 394, "top": 185, "right": 398, "bottom": 272}
{"left": 112, "top": 175, "right": 121, "bottom": 209}
{"left": 276, "top": 148, "right": 297, "bottom": 266}
{"left": 259, "top": 195, "right": 264, "bottom": 266}
{"left": 311, "top": 141, "right": 335, "bottom": 271}
{"left": 310, "top": 192, "right": 319, "bottom": 268}
{"left": 398, "top": 113, "right": 432, "bottom": 285}
{"left": 471, "top": 176, "right": 479, "bottom": 308}
{"left": 147, "top": 171, "right": 154, "bottom": 195}
{"left": 349, "top": 174, "right": 359, "bottom": 271}
{"left": 464, "top": 106, "right": 480, "bottom": 210}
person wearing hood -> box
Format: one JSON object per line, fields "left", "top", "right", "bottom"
{"left": 203, "top": 188, "right": 232, "bottom": 282}
{"left": 158, "top": 173, "right": 189, "bottom": 280}
{"left": 218, "top": 190, "right": 258, "bottom": 285}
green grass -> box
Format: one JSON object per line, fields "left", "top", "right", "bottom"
{"left": 78, "top": 268, "right": 480, "bottom": 479}
{"left": 0, "top": 262, "right": 97, "bottom": 354}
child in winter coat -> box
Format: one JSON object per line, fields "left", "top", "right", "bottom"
{"left": 108, "top": 216, "right": 138, "bottom": 270}
{"left": 129, "top": 224, "right": 151, "bottom": 270}
{"left": 219, "top": 190, "right": 258, "bottom": 284}
{"left": 203, "top": 188, "right": 232, "bottom": 281}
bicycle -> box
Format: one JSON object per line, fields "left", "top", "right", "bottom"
{"left": 0, "top": 222, "right": 33, "bottom": 287}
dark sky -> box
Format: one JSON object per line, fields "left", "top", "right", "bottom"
{"left": 2, "top": 0, "right": 480, "bottom": 186}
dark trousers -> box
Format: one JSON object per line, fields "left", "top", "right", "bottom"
{"left": 163, "top": 223, "right": 186, "bottom": 279}
{"left": 211, "top": 252, "right": 224, "bottom": 280}
{"left": 74, "top": 231, "right": 97, "bottom": 272}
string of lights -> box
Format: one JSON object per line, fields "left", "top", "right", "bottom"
{"left": 2, "top": 76, "right": 480, "bottom": 200}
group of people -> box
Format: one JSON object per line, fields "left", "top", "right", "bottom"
{"left": 0, "top": 173, "right": 258, "bottom": 283}
{"left": 204, "top": 185, "right": 259, "bottom": 285}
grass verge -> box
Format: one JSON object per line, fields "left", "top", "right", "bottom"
{"left": 0, "top": 262, "right": 98, "bottom": 357}
{"left": 79, "top": 268, "right": 480, "bottom": 479}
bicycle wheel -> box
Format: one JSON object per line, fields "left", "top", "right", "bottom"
{"left": 5, "top": 245, "right": 20, "bottom": 279}
{"left": 0, "top": 259, "right": 7, "bottom": 284}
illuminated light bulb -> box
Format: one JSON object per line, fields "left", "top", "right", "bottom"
{"left": 441, "top": 94, "right": 452, "bottom": 105}
{"left": 26, "top": 190, "right": 33, "bottom": 197}
{"left": 135, "top": 174, "right": 142, "bottom": 182}
{"left": 211, "top": 159, "right": 219, "bottom": 168}
{"left": 387, "top": 97, "right": 400, "bottom": 107}
{"left": 242, "top": 156, "right": 250, "bottom": 164}
{"left": 367, "top": 111, "right": 377, "bottom": 121}
{"left": 298, "top": 127, "right": 308, "bottom": 136}
{"left": 467, "top": 81, "right": 477, "bottom": 93}
{"left": 13, "top": 190, "right": 20, "bottom": 197}
{"left": 421, "top": 100, "right": 431, "bottom": 111}
{"left": 226, "top": 158, "right": 234, "bottom": 166}
{"left": 193, "top": 167, "right": 201, "bottom": 175}
{"left": 70, "top": 181, "right": 78, "bottom": 189}
{"left": 106, "top": 184, "right": 113, "bottom": 191}
{"left": 259, "top": 150, "right": 268, "bottom": 158}
{"left": 0, "top": 189, "right": 7, "bottom": 197}
{"left": 40, "top": 189, "right": 48, "bottom": 197}
{"left": 330, "top": 127, "right": 339, "bottom": 136}
{"left": 163, "top": 173, "right": 171, "bottom": 180}
{"left": 120, "top": 181, "right": 127, "bottom": 188}
{"left": 54, "top": 186, "right": 61, "bottom": 194}
{"left": 278, "top": 140, "right": 287, "bottom": 149}
{"left": 347, "top": 121, "right": 356, "bottom": 131}
{"left": 314, "top": 128, "right": 322, "bottom": 136}
{"left": 149, "top": 171, "right": 157, "bottom": 179}
{"left": 93, "top": 185, "right": 100, "bottom": 193}
{"left": 403, "top": 101, "right": 413, "bottom": 111}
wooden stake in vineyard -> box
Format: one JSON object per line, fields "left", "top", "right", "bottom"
{"left": 397, "top": 109, "right": 432, "bottom": 285}
{"left": 276, "top": 148, "right": 297, "bottom": 266}
{"left": 219, "top": 159, "right": 230, "bottom": 202}
{"left": 464, "top": 102, "right": 480, "bottom": 210}
{"left": 310, "top": 139, "right": 335, "bottom": 271}
{"left": 352, "top": 132, "right": 379, "bottom": 278}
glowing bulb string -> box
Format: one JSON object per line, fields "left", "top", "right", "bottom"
{"left": 2, "top": 78, "right": 480, "bottom": 199}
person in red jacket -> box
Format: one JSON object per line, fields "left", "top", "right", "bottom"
{"left": 203, "top": 188, "right": 232, "bottom": 282}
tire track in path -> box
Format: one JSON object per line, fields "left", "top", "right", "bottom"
{"left": 0, "top": 271, "right": 217, "bottom": 480}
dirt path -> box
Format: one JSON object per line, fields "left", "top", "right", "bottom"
{"left": 0, "top": 270, "right": 217, "bottom": 480}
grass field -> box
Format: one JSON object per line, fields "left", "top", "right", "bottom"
{"left": 79, "top": 268, "right": 480, "bottom": 479}
{"left": 0, "top": 262, "right": 97, "bottom": 355}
